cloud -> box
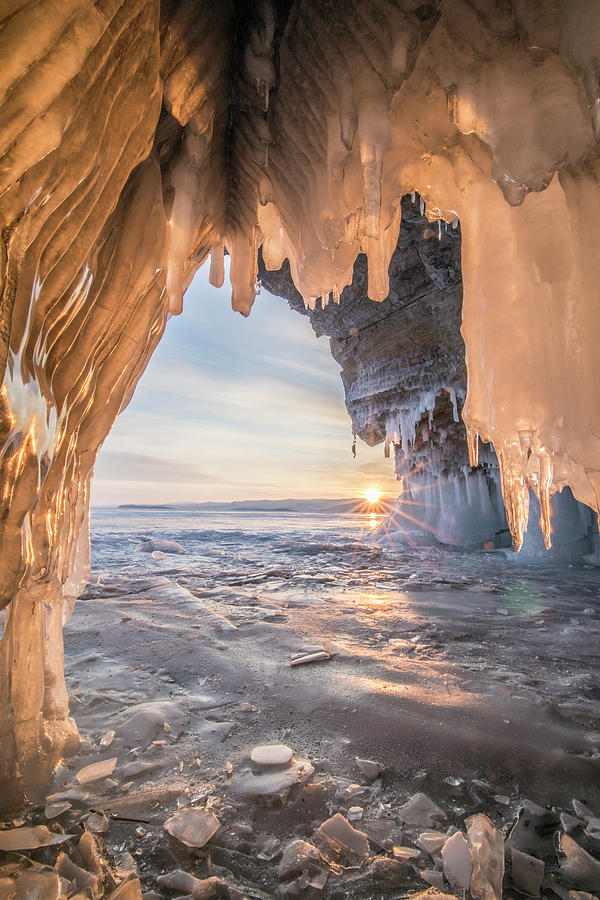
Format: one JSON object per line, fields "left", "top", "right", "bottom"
{"left": 92, "top": 260, "right": 400, "bottom": 505}
{"left": 95, "top": 450, "right": 210, "bottom": 484}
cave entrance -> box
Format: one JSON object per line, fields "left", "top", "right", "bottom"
{"left": 3, "top": 207, "right": 600, "bottom": 897}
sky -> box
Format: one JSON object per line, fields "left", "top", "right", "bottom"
{"left": 92, "top": 261, "right": 400, "bottom": 505}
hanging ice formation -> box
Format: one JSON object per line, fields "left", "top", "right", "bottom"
{"left": 1, "top": 0, "right": 600, "bottom": 807}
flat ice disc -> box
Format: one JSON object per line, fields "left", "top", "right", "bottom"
{"left": 250, "top": 744, "right": 293, "bottom": 768}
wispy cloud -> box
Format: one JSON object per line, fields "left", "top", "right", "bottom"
{"left": 92, "top": 262, "right": 399, "bottom": 504}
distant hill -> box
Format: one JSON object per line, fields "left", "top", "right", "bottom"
{"left": 117, "top": 498, "right": 391, "bottom": 513}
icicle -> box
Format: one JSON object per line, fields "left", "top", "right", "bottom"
{"left": 467, "top": 428, "right": 479, "bottom": 467}
{"left": 537, "top": 452, "right": 554, "bottom": 549}
{"left": 321, "top": 292, "right": 330, "bottom": 307}
{"left": 360, "top": 141, "right": 383, "bottom": 238}
{"left": 449, "top": 389, "right": 459, "bottom": 422}
{"left": 452, "top": 218, "right": 458, "bottom": 229}
{"left": 438, "top": 220, "right": 441, "bottom": 241}
{"left": 228, "top": 229, "right": 258, "bottom": 316}
{"left": 384, "top": 440, "right": 390, "bottom": 458}
{"left": 333, "top": 284, "right": 340, "bottom": 304}
{"left": 463, "top": 466, "right": 473, "bottom": 507}
{"left": 344, "top": 214, "right": 356, "bottom": 244}
{"left": 420, "top": 197, "right": 425, "bottom": 216}
{"left": 209, "top": 244, "right": 225, "bottom": 288}
{"left": 411, "top": 191, "right": 416, "bottom": 203}
{"left": 496, "top": 446, "right": 530, "bottom": 552}
{"left": 518, "top": 430, "right": 532, "bottom": 456}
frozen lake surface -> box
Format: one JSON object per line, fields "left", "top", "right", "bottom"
{"left": 49, "top": 506, "right": 600, "bottom": 895}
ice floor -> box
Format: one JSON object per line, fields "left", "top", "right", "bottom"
{"left": 2, "top": 508, "right": 600, "bottom": 897}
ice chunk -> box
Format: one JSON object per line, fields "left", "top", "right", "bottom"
{"left": 250, "top": 744, "right": 293, "bottom": 768}
{"left": 290, "top": 651, "right": 332, "bottom": 666}
{"left": 84, "top": 811, "right": 109, "bottom": 835}
{"left": 136, "top": 539, "right": 186, "bottom": 554}
{"left": 442, "top": 831, "right": 472, "bottom": 891}
{"left": 78, "top": 831, "right": 104, "bottom": 876}
{"left": 55, "top": 851, "right": 101, "bottom": 898}
{"left": 279, "top": 839, "right": 321, "bottom": 880}
{"left": 417, "top": 831, "right": 448, "bottom": 856}
{"left": 348, "top": 806, "right": 364, "bottom": 823}
{"left": 229, "top": 758, "right": 314, "bottom": 799}
{"left": 164, "top": 808, "right": 220, "bottom": 848}
{"left": 558, "top": 834, "right": 600, "bottom": 893}
{"left": 421, "top": 869, "right": 446, "bottom": 890}
{"left": 99, "top": 730, "right": 116, "bottom": 749}
{"left": 106, "top": 879, "right": 143, "bottom": 900}
{"left": 507, "top": 800, "right": 559, "bottom": 858}
{"left": 45, "top": 800, "right": 71, "bottom": 819}
{"left": 573, "top": 800, "right": 596, "bottom": 821}
{"left": 561, "top": 812, "right": 581, "bottom": 834}
{"left": 397, "top": 793, "right": 447, "bottom": 828}
{"left": 256, "top": 834, "right": 282, "bottom": 861}
{"left": 0, "top": 825, "right": 75, "bottom": 851}
{"left": 371, "top": 855, "right": 415, "bottom": 883}
{"left": 313, "top": 813, "right": 370, "bottom": 865}
{"left": 119, "top": 761, "right": 156, "bottom": 779}
{"left": 10, "top": 868, "right": 64, "bottom": 898}
{"left": 466, "top": 813, "right": 505, "bottom": 900}
{"left": 510, "top": 847, "right": 544, "bottom": 897}
{"left": 46, "top": 787, "right": 90, "bottom": 805}
{"left": 157, "top": 870, "right": 222, "bottom": 894}
{"left": 75, "top": 757, "right": 117, "bottom": 784}
{"left": 392, "top": 846, "right": 420, "bottom": 860}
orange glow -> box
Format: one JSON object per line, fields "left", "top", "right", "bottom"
{"left": 363, "top": 488, "right": 381, "bottom": 504}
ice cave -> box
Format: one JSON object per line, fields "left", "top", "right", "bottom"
{"left": 1, "top": 1, "right": 600, "bottom": 897}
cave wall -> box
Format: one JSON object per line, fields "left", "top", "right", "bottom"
{"left": 1, "top": 0, "right": 600, "bottom": 804}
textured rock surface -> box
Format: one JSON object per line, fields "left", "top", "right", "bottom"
{"left": 260, "top": 198, "right": 510, "bottom": 549}
{"left": 1, "top": 0, "right": 600, "bottom": 806}
{"left": 259, "top": 196, "right": 467, "bottom": 469}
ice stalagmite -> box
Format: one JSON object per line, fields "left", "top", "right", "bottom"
{"left": 1, "top": 0, "right": 600, "bottom": 808}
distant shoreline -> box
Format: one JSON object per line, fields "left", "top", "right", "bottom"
{"left": 111, "top": 498, "right": 390, "bottom": 513}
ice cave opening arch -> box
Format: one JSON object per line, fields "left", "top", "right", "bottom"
{"left": 2, "top": 0, "right": 600, "bottom": 814}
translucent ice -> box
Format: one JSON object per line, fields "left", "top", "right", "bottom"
{"left": 466, "top": 814, "right": 505, "bottom": 900}
{"left": 397, "top": 793, "right": 447, "bottom": 829}
{"left": 442, "top": 831, "right": 472, "bottom": 891}
{"left": 0, "top": 825, "right": 74, "bottom": 851}
{"left": 163, "top": 808, "right": 221, "bottom": 849}
{"left": 313, "top": 813, "right": 370, "bottom": 865}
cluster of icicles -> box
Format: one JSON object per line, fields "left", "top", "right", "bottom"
{"left": 168, "top": 1, "right": 600, "bottom": 553}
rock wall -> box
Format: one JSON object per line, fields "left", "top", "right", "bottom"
{"left": 261, "top": 195, "right": 599, "bottom": 557}
{"left": 259, "top": 194, "right": 510, "bottom": 548}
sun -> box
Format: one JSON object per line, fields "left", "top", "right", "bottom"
{"left": 363, "top": 488, "right": 382, "bottom": 504}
